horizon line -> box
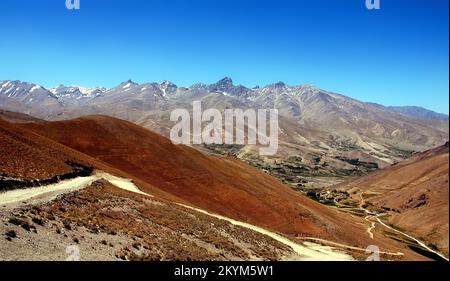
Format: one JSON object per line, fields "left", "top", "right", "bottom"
{"left": 1, "top": 77, "right": 448, "bottom": 116}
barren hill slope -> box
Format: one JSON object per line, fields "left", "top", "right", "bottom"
{"left": 0, "top": 115, "right": 341, "bottom": 260}
{"left": 0, "top": 118, "right": 93, "bottom": 184}
{"left": 337, "top": 143, "right": 449, "bottom": 256}
{"left": 20, "top": 115, "right": 428, "bottom": 259}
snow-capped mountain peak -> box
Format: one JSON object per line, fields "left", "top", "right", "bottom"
{"left": 48, "top": 85, "right": 107, "bottom": 104}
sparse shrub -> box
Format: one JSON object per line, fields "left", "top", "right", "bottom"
{"left": 32, "top": 217, "right": 44, "bottom": 226}
{"left": 320, "top": 199, "right": 338, "bottom": 207}
{"left": 132, "top": 242, "right": 140, "bottom": 250}
{"left": 5, "top": 230, "right": 16, "bottom": 239}
{"left": 8, "top": 217, "right": 21, "bottom": 226}
{"left": 20, "top": 221, "right": 32, "bottom": 231}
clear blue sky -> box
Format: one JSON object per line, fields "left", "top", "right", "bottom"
{"left": 0, "top": 0, "right": 448, "bottom": 113}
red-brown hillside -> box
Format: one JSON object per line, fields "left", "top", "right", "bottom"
{"left": 20, "top": 115, "right": 426, "bottom": 259}
{"left": 338, "top": 142, "right": 449, "bottom": 256}
{"left": 0, "top": 118, "right": 92, "bottom": 181}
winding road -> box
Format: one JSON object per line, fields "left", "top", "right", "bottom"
{"left": 178, "top": 203, "right": 354, "bottom": 260}
{"left": 357, "top": 192, "right": 449, "bottom": 261}
{"left": 0, "top": 171, "right": 355, "bottom": 261}
{"left": 4, "top": 173, "right": 446, "bottom": 261}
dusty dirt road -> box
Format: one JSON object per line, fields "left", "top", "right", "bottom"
{"left": 0, "top": 171, "right": 355, "bottom": 261}
{"left": 358, "top": 192, "right": 449, "bottom": 261}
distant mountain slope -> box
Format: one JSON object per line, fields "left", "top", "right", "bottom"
{"left": 388, "top": 106, "right": 448, "bottom": 120}
{"left": 0, "top": 109, "right": 43, "bottom": 123}
{"left": 49, "top": 85, "right": 107, "bottom": 105}
{"left": 0, "top": 80, "right": 62, "bottom": 118}
{"left": 1, "top": 78, "right": 448, "bottom": 188}
{"left": 337, "top": 142, "right": 449, "bottom": 256}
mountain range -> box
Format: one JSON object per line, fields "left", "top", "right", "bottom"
{"left": 1, "top": 78, "right": 448, "bottom": 189}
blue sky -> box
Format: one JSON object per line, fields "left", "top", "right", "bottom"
{"left": 0, "top": 0, "right": 448, "bottom": 113}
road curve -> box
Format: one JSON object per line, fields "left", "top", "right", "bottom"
{"left": 177, "top": 203, "right": 354, "bottom": 261}
{"left": 375, "top": 215, "right": 449, "bottom": 262}
{"left": 0, "top": 175, "right": 100, "bottom": 206}
{"left": 0, "top": 171, "right": 355, "bottom": 261}
{"left": 358, "top": 191, "right": 449, "bottom": 261}
{"left": 0, "top": 172, "right": 151, "bottom": 207}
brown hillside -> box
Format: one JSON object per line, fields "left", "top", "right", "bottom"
{"left": 20, "top": 115, "right": 426, "bottom": 259}
{"left": 338, "top": 143, "right": 449, "bottom": 256}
